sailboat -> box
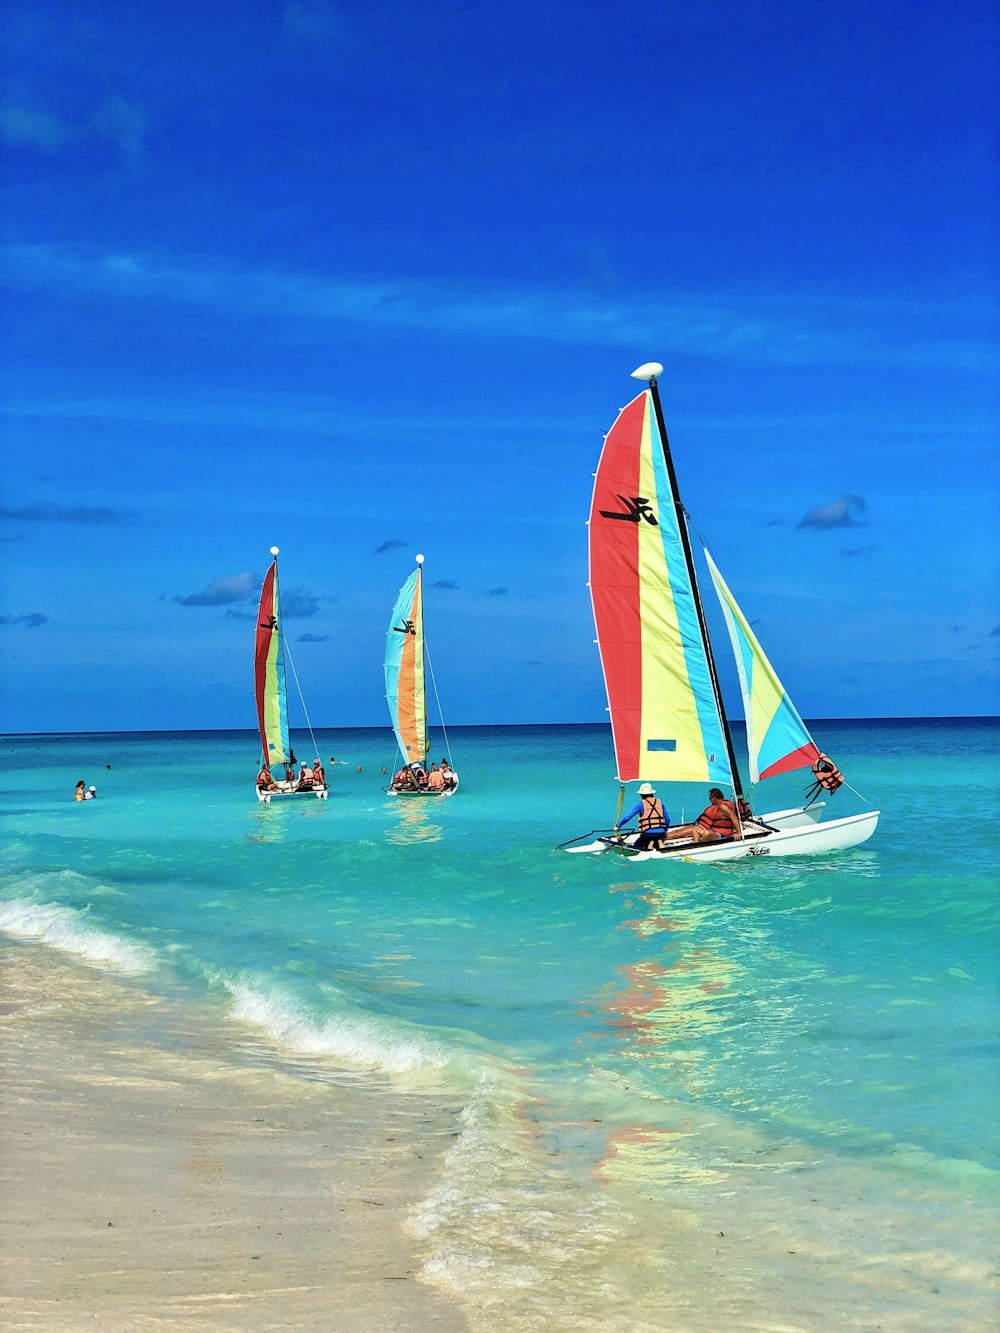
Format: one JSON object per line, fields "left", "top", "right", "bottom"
{"left": 254, "top": 546, "right": 328, "bottom": 803}
{"left": 565, "top": 364, "right": 878, "bottom": 862}
{"left": 384, "top": 554, "right": 459, "bottom": 796}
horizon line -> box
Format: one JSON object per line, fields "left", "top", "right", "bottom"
{"left": 4, "top": 714, "right": 998, "bottom": 740}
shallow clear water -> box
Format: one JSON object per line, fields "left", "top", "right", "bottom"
{"left": 1, "top": 719, "right": 998, "bottom": 1326}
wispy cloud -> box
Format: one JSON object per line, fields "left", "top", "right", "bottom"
{"left": 5, "top": 244, "right": 995, "bottom": 373}
{"left": 487, "top": 586, "right": 508, "bottom": 597}
{"left": 991, "top": 624, "right": 1000, "bottom": 637}
{"left": 175, "top": 571, "right": 260, "bottom": 607}
{"left": 280, "top": 587, "right": 319, "bottom": 618}
{"left": 284, "top": 1, "right": 340, "bottom": 41}
{"left": 0, "top": 103, "right": 66, "bottom": 151}
{"left": 797, "top": 494, "right": 867, "bottom": 531}
{"left": 842, "top": 545, "right": 878, "bottom": 557}
{"left": 431, "top": 579, "right": 458, "bottom": 590}
{"left": 0, "top": 612, "right": 48, "bottom": 628}
{"left": 374, "top": 539, "right": 407, "bottom": 555}
{"left": 0, "top": 96, "right": 145, "bottom": 161}
{"left": 761, "top": 518, "right": 786, "bottom": 527}
{"left": 0, "top": 502, "right": 136, "bottom": 525}
{"left": 298, "top": 632, "right": 329, "bottom": 643}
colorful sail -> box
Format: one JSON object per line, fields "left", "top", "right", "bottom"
{"left": 703, "top": 549, "right": 820, "bottom": 783}
{"left": 589, "top": 390, "right": 732, "bottom": 785}
{"left": 384, "top": 563, "right": 428, "bottom": 766}
{"left": 254, "top": 558, "right": 289, "bottom": 766}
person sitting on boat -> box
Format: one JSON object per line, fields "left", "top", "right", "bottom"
{"left": 412, "top": 764, "right": 428, "bottom": 787}
{"left": 392, "top": 766, "right": 417, "bottom": 791}
{"left": 426, "top": 763, "right": 444, "bottom": 791}
{"left": 688, "top": 789, "right": 741, "bottom": 842}
{"left": 440, "top": 759, "right": 456, "bottom": 789}
{"left": 257, "top": 764, "right": 277, "bottom": 792}
{"left": 296, "top": 762, "right": 314, "bottom": 791}
{"left": 311, "top": 759, "right": 326, "bottom": 788}
{"left": 616, "top": 782, "right": 670, "bottom": 851}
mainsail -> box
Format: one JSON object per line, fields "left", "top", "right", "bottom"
{"left": 384, "top": 561, "right": 428, "bottom": 767}
{"left": 588, "top": 389, "right": 733, "bottom": 786}
{"left": 255, "top": 556, "right": 289, "bottom": 766}
{"left": 703, "top": 549, "right": 820, "bottom": 783}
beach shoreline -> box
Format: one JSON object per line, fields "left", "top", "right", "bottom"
{"left": 0, "top": 941, "right": 468, "bottom": 1331}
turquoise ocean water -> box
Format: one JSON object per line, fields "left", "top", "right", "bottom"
{"left": 1, "top": 718, "right": 998, "bottom": 1326}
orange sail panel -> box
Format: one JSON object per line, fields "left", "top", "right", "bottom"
{"left": 254, "top": 560, "right": 289, "bottom": 766}
{"left": 385, "top": 567, "right": 427, "bottom": 765}
{"left": 588, "top": 390, "right": 732, "bottom": 785}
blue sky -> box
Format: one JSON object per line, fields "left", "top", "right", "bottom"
{"left": 2, "top": 0, "right": 997, "bottom": 732}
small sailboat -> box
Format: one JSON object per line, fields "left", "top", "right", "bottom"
{"left": 565, "top": 364, "right": 878, "bottom": 861}
{"left": 254, "top": 546, "right": 328, "bottom": 803}
{"left": 384, "top": 554, "right": 458, "bottom": 796}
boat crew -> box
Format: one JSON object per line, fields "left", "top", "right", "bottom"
{"left": 690, "top": 789, "right": 741, "bottom": 842}
{"left": 616, "top": 783, "right": 670, "bottom": 851}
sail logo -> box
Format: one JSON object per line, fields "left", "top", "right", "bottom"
{"left": 393, "top": 619, "right": 417, "bottom": 636}
{"left": 599, "top": 495, "right": 659, "bottom": 526}
{"left": 259, "top": 614, "right": 277, "bottom": 629}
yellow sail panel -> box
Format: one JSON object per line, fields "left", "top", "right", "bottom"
{"left": 704, "top": 549, "right": 819, "bottom": 783}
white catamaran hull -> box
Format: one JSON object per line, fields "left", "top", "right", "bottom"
{"left": 760, "top": 802, "right": 825, "bottom": 829}
{"left": 256, "top": 786, "right": 328, "bottom": 803}
{"left": 387, "top": 774, "right": 460, "bottom": 797}
{"left": 566, "top": 809, "right": 879, "bottom": 862}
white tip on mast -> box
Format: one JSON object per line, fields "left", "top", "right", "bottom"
{"left": 269, "top": 545, "right": 280, "bottom": 556}
{"left": 631, "top": 362, "right": 664, "bottom": 381}
{"left": 415, "top": 553, "right": 425, "bottom": 565}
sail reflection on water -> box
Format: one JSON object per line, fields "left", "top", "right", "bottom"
{"left": 385, "top": 800, "right": 444, "bottom": 846}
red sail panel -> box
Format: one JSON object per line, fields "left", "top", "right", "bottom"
{"left": 588, "top": 394, "right": 645, "bottom": 780}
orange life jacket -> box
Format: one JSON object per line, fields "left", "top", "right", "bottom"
{"left": 812, "top": 756, "right": 844, "bottom": 793}
{"left": 638, "top": 796, "right": 666, "bottom": 832}
{"left": 697, "top": 801, "right": 736, "bottom": 834}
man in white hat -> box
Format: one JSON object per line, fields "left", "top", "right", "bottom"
{"left": 615, "top": 782, "right": 669, "bottom": 850}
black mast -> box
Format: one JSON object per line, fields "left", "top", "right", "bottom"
{"left": 646, "top": 371, "right": 745, "bottom": 800}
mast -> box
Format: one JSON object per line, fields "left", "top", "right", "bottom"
{"left": 642, "top": 368, "right": 745, "bottom": 799}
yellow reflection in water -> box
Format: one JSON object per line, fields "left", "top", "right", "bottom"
{"left": 385, "top": 799, "right": 444, "bottom": 845}
{"left": 587, "top": 880, "right": 745, "bottom": 1100}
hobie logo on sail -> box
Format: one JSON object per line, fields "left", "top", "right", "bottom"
{"left": 393, "top": 619, "right": 416, "bottom": 636}
{"left": 260, "top": 614, "right": 277, "bottom": 629}
{"left": 599, "top": 495, "right": 659, "bottom": 526}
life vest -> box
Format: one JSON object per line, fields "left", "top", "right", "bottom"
{"left": 812, "top": 754, "right": 843, "bottom": 793}
{"left": 638, "top": 796, "right": 666, "bottom": 832}
{"left": 736, "top": 796, "right": 752, "bottom": 822}
{"left": 698, "top": 801, "right": 736, "bottom": 834}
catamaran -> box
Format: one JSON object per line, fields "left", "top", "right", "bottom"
{"left": 254, "top": 546, "right": 328, "bottom": 803}
{"left": 384, "top": 554, "right": 459, "bottom": 796}
{"left": 564, "top": 364, "right": 878, "bottom": 862}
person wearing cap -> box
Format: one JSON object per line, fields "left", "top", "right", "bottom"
{"left": 85, "top": 785, "right": 97, "bottom": 800}
{"left": 616, "top": 782, "right": 669, "bottom": 850}
{"left": 311, "top": 759, "right": 326, "bottom": 788}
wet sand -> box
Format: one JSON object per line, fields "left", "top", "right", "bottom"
{"left": 0, "top": 942, "right": 467, "bottom": 1331}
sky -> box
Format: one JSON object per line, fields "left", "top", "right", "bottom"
{"left": 1, "top": 0, "right": 997, "bottom": 733}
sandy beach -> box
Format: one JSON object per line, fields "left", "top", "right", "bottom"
{"left": 0, "top": 942, "right": 467, "bottom": 1331}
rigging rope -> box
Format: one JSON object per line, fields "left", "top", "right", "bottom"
{"left": 424, "top": 641, "right": 453, "bottom": 768}
{"left": 283, "top": 638, "right": 321, "bottom": 764}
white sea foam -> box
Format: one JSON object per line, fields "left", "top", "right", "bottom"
{"left": 0, "top": 899, "right": 156, "bottom": 975}
{"left": 409, "top": 1076, "right": 637, "bottom": 1317}
{"left": 224, "top": 979, "right": 458, "bottom": 1078}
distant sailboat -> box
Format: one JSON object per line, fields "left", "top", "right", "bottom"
{"left": 384, "top": 555, "right": 458, "bottom": 796}
{"left": 254, "top": 547, "right": 328, "bottom": 803}
{"left": 565, "top": 364, "right": 878, "bottom": 861}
